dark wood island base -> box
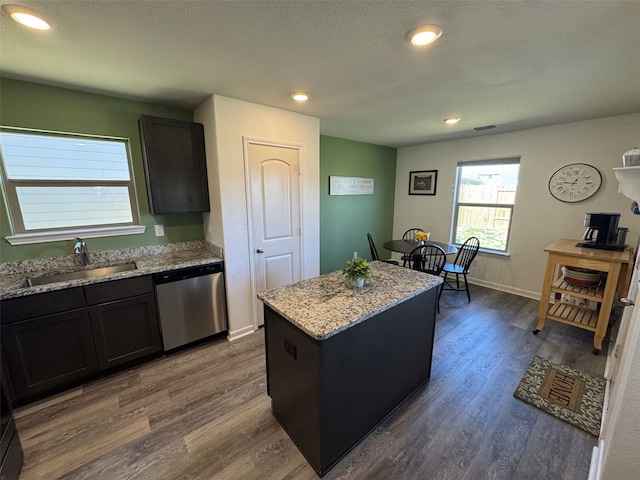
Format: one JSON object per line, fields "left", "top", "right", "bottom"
{"left": 263, "top": 284, "right": 438, "bottom": 476}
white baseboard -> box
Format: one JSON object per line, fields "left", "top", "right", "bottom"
{"left": 227, "top": 324, "right": 256, "bottom": 341}
{"left": 588, "top": 440, "right": 605, "bottom": 480}
{"left": 467, "top": 277, "right": 541, "bottom": 301}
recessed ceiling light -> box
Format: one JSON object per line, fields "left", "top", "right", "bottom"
{"left": 408, "top": 25, "right": 443, "bottom": 46}
{"left": 290, "top": 92, "right": 310, "bottom": 102}
{"left": 444, "top": 117, "right": 461, "bottom": 124}
{"left": 2, "top": 4, "right": 51, "bottom": 30}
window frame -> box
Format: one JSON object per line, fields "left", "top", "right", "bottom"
{"left": 0, "top": 126, "right": 145, "bottom": 245}
{"left": 450, "top": 157, "right": 520, "bottom": 255}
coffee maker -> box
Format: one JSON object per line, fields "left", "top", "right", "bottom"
{"left": 576, "top": 212, "right": 626, "bottom": 251}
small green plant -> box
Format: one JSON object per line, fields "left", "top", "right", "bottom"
{"left": 342, "top": 257, "right": 373, "bottom": 282}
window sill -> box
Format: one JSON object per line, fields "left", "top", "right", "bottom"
{"left": 478, "top": 248, "right": 510, "bottom": 257}
{"left": 5, "top": 225, "right": 146, "bottom": 246}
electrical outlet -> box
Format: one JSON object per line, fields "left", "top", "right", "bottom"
{"left": 354, "top": 251, "right": 357, "bottom": 258}
{"left": 154, "top": 224, "right": 165, "bottom": 237}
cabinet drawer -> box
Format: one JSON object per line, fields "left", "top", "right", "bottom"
{"left": 85, "top": 276, "right": 153, "bottom": 306}
{"left": 0, "top": 288, "right": 85, "bottom": 324}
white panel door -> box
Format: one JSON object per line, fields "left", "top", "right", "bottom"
{"left": 248, "top": 142, "right": 301, "bottom": 326}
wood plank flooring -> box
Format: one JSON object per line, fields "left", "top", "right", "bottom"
{"left": 14, "top": 285, "right": 609, "bottom": 479}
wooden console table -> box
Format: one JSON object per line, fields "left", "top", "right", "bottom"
{"left": 535, "top": 238, "right": 634, "bottom": 354}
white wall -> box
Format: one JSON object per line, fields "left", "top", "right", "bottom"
{"left": 195, "top": 95, "right": 320, "bottom": 340}
{"left": 394, "top": 113, "right": 640, "bottom": 299}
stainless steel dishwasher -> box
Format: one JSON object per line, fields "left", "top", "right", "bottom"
{"left": 153, "top": 262, "right": 228, "bottom": 351}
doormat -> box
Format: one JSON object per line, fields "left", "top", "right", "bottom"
{"left": 513, "top": 356, "right": 605, "bottom": 437}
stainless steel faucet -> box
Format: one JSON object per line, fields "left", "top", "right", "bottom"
{"left": 74, "top": 237, "right": 90, "bottom": 266}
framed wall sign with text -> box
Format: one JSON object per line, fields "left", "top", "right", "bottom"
{"left": 409, "top": 170, "right": 437, "bottom": 195}
{"left": 329, "top": 176, "right": 374, "bottom": 195}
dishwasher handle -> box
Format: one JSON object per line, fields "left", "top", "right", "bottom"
{"left": 153, "top": 262, "right": 224, "bottom": 284}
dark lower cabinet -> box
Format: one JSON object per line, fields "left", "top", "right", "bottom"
{"left": 1, "top": 276, "right": 162, "bottom": 406}
{"left": 1, "top": 309, "right": 99, "bottom": 402}
{"left": 264, "top": 287, "right": 437, "bottom": 477}
{"left": 1, "top": 362, "right": 23, "bottom": 480}
{"left": 89, "top": 294, "right": 162, "bottom": 369}
{"left": 0, "top": 417, "right": 22, "bottom": 480}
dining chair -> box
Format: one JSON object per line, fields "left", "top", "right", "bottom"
{"left": 438, "top": 236, "right": 480, "bottom": 303}
{"left": 406, "top": 244, "right": 447, "bottom": 312}
{"left": 401, "top": 227, "right": 426, "bottom": 266}
{"left": 367, "top": 233, "right": 399, "bottom": 265}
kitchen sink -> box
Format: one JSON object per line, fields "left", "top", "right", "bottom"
{"left": 23, "top": 263, "right": 137, "bottom": 287}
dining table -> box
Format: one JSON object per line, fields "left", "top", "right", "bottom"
{"left": 383, "top": 239, "right": 458, "bottom": 256}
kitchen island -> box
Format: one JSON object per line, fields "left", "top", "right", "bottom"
{"left": 257, "top": 261, "right": 442, "bottom": 476}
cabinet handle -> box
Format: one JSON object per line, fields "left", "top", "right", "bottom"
{"left": 256, "top": 248, "right": 264, "bottom": 254}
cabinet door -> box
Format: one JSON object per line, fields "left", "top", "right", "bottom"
{"left": 88, "top": 294, "right": 162, "bottom": 370}
{"left": 139, "top": 115, "right": 210, "bottom": 214}
{"left": 0, "top": 422, "right": 23, "bottom": 480}
{"left": 1, "top": 309, "right": 98, "bottom": 402}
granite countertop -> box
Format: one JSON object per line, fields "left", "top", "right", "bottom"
{"left": 0, "top": 242, "right": 223, "bottom": 300}
{"left": 257, "top": 261, "right": 443, "bottom": 340}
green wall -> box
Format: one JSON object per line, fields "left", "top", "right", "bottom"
{"left": 0, "top": 78, "right": 205, "bottom": 263}
{"left": 0, "top": 80, "right": 398, "bottom": 269}
{"left": 320, "top": 135, "right": 397, "bottom": 274}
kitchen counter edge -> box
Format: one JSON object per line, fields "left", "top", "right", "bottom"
{"left": 258, "top": 261, "right": 442, "bottom": 341}
{"left": 0, "top": 249, "right": 223, "bottom": 300}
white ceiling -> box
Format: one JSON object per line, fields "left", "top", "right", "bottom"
{"left": 1, "top": 0, "right": 639, "bottom": 148}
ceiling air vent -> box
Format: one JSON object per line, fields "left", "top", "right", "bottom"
{"left": 473, "top": 125, "right": 497, "bottom": 131}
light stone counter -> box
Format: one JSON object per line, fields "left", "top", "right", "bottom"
{"left": 0, "top": 241, "right": 222, "bottom": 300}
{"left": 257, "top": 261, "right": 443, "bottom": 340}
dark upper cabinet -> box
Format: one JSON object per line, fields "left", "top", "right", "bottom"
{"left": 139, "top": 115, "right": 210, "bottom": 214}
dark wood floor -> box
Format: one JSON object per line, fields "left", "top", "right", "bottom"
{"left": 15, "top": 285, "right": 608, "bottom": 480}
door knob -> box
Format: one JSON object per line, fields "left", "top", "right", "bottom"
{"left": 619, "top": 297, "right": 635, "bottom": 307}
{"left": 256, "top": 248, "right": 264, "bottom": 253}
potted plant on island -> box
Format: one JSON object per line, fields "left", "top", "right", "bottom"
{"left": 342, "top": 257, "right": 373, "bottom": 288}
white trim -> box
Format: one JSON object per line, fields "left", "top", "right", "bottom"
{"left": 227, "top": 324, "right": 257, "bottom": 341}
{"left": 588, "top": 442, "right": 604, "bottom": 480}
{"left": 465, "top": 277, "right": 540, "bottom": 300}
{"left": 243, "top": 138, "right": 258, "bottom": 330}
{"left": 243, "top": 137, "right": 304, "bottom": 331}
{"left": 5, "top": 225, "right": 146, "bottom": 245}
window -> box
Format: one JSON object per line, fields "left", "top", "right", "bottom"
{"left": 0, "top": 127, "right": 144, "bottom": 245}
{"left": 451, "top": 157, "right": 520, "bottom": 253}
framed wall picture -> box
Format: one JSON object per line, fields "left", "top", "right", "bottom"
{"left": 409, "top": 170, "right": 437, "bottom": 195}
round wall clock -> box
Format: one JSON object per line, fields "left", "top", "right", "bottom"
{"left": 548, "top": 163, "right": 602, "bottom": 203}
